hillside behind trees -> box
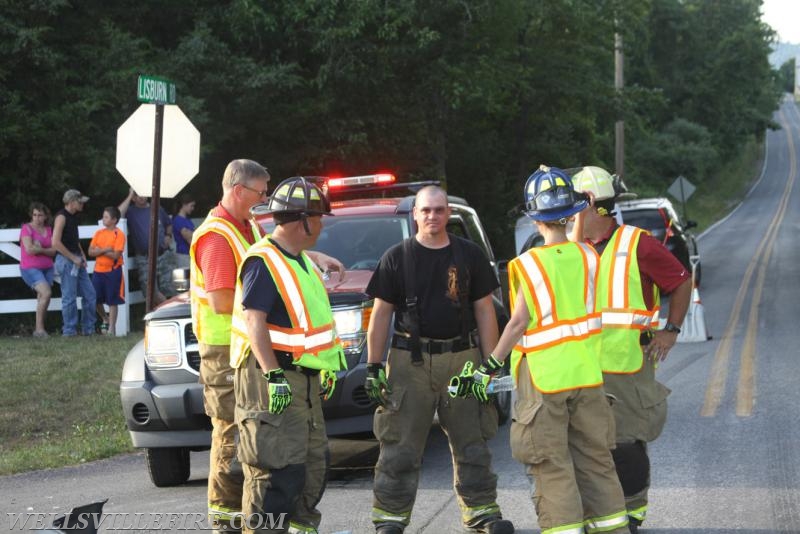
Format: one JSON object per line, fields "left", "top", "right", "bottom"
{"left": 1, "top": 0, "right": 781, "bottom": 256}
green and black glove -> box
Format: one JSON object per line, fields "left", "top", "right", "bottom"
{"left": 448, "top": 361, "right": 475, "bottom": 398}
{"left": 262, "top": 368, "right": 292, "bottom": 414}
{"left": 319, "top": 370, "right": 337, "bottom": 401}
{"left": 365, "top": 362, "right": 391, "bottom": 406}
{"left": 471, "top": 354, "right": 504, "bottom": 403}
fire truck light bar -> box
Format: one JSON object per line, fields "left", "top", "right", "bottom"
{"left": 327, "top": 174, "right": 396, "bottom": 188}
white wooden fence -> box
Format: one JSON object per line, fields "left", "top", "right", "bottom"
{"left": 0, "top": 219, "right": 143, "bottom": 336}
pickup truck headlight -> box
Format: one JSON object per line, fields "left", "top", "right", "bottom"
{"left": 333, "top": 306, "right": 372, "bottom": 358}
{"left": 144, "top": 322, "right": 182, "bottom": 368}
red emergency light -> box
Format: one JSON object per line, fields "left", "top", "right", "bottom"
{"left": 327, "top": 173, "right": 396, "bottom": 189}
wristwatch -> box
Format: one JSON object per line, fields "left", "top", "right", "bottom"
{"left": 664, "top": 322, "right": 681, "bottom": 334}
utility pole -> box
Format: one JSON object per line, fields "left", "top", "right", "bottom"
{"left": 614, "top": 29, "right": 624, "bottom": 179}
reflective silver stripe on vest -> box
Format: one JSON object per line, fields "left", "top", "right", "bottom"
{"left": 610, "top": 225, "right": 637, "bottom": 308}
{"left": 601, "top": 309, "right": 657, "bottom": 327}
{"left": 261, "top": 246, "right": 309, "bottom": 329}
{"left": 520, "top": 320, "right": 593, "bottom": 350}
{"left": 268, "top": 328, "right": 335, "bottom": 350}
{"left": 518, "top": 252, "right": 554, "bottom": 326}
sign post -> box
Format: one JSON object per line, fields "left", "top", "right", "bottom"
{"left": 116, "top": 76, "right": 200, "bottom": 312}
{"left": 667, "top": 175, "right": 696, "bottom": 222}
{"left": 139, "top": 75, "right": 171, "bottom": 312}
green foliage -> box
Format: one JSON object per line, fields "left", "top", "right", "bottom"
{"left": 777, "top": 58, "right": 795, "bottom": 93}
{"left": 0, "top": 0, "right": 782, "bottom": 258}
{"left": 628, "top": 118, "right": 718, "bottom": 194}
{"left": 0, "top": 334, "right": 137, "bottom": 474}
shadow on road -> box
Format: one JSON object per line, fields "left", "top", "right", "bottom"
{"left": 328, "top": 436, "right": 379, "bottom": 482}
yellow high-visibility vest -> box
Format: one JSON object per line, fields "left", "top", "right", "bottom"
{"left": 230, "top": 237, "right": 345, "bottom": 372}
{"left": 596, "top": 225, "right": 661, "bottom": 374}
{"left": 190, "top": 213, "right": 262, "bottom": 345}
{"left": 508, "top": 242, "right": 603, "bottom": 393}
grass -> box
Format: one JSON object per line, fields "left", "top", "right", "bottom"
{"left": 0, "top": 334, "right": 139, "bottom": 475}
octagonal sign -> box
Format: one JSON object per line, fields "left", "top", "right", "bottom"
{"left": 116, "top": 104, "right": 200, "bottom": 198}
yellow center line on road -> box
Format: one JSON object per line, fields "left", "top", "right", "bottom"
{"left": 701, "top": 109, "right": 797, "bottom": 417}
{"left": 735, "top": 108, "right": 798, "bottom": 417}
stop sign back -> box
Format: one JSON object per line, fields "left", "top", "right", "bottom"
{"left": 116, "top": 104, "right": 200, "bottom": 198}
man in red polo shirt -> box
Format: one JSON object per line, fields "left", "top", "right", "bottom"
{"left": 572, "top": 166, "right": 691, "bottom": 533}
{"left": 191, "top": 159, "right": 343, "bottom": 531}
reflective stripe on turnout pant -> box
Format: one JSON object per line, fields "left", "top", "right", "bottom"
{"left": 371, "top": 346, "right": 501, "bottom": 528}
{"left": 603, "top": 349, "right": 670, "bottom": 518}
{"left": 510, "top": 358, "right": 628, "bottom": 533}
{"left": 200, "top": 343, "right": 243, "bottom": 518}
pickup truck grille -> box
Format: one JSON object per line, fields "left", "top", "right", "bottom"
{"left": 184, "top": 323, "right": 201, "bottom": 372}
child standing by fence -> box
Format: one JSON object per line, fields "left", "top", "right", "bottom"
{"left": 89, "top": 206, "right": 126, "bottom": 336}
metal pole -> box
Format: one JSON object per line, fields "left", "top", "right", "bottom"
{"left": 614, "top": 30, "right": 624, "bottom": 179}
{"left": 146, "top": 104, "right": 164, "bottom": 312}
{"left": 679, "top": 177, "right": 687, "bottom": 222}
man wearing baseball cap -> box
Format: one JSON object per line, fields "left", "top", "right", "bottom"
{"left": 52, "top": 189, "right": 96, "bottom": 336}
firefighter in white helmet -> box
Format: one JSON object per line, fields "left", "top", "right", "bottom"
{"left": 571, "top": 166, "right": 692, "bottom": 533}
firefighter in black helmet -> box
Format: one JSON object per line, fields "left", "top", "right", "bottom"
{"left": 230, "top": 176, "right": 345, "bottom": 534}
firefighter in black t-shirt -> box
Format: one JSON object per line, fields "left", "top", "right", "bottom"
{"left": 364, "top": 185, "right": 514, "bottom": 534}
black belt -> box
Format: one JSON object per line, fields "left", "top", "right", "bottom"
{"left": 391, "top": 335, "right": 476, "bottom": 355}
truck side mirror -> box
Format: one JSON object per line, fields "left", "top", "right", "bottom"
{"left": 172, "top": 268, "right": 190, "bottom": 292}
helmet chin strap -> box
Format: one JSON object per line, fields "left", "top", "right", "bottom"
{"left": 301, "top": 213, "right": 312, "bottom": 236}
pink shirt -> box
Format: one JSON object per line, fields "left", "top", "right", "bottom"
{"left": 19, "top": 223, "right": 54, "bottom": 270}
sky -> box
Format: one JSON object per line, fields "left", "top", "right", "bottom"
{"left": 761, "top": 0, "right": 800, "bottom": 43}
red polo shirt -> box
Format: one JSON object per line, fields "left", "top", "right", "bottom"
{"left": 194, "top": 204, "right": 258, "bottom": 292}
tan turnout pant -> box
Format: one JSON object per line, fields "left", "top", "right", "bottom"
{"left": 510, "top": 358, "right": 628, "bottom": 533}
{"left": 200, "top": 343, "right": 244, "bottom": 525}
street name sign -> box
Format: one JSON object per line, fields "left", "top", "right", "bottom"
{"left": 137, "top": 75, "right": 176, "bottom": 105}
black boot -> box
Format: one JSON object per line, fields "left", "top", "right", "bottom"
{"left": 468, "top": 516, "right": 515, "bottom": 534}
{"left": 375, "top": 522, "right": 404, "bottom": 534}
{"left": 628, "top": 516, "right": 642, "bottom": 533}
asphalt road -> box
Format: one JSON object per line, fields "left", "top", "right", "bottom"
{"left": 2, "top": 98, "right": 800, "bottom": 533}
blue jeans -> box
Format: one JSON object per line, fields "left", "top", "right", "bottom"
{"left": 55, "top": 254, "right": 97, "bottom": 335}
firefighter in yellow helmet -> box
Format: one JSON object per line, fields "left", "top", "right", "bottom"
{"left": 572, "top": 166, "right": 692, "bottom": 533}
{"left": 452, "top": 166, "right": 629, "bottom": 534}
{"left": 229, "top": 176, "right": 346, "bottom": 534}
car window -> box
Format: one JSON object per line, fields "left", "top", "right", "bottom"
{"left": 448, "top": 211, "right": 495, "bottom": 262}
{"left": 620, "top": 209, "right": 665, "bottom": 230}
{"left": 316, "top": 216, "right": 411, "bottom": 270}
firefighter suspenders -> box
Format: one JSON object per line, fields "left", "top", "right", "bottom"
{"left": 401, "top": 233, "right": 471, "bottom": 365}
